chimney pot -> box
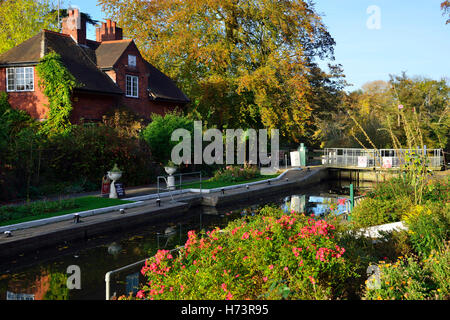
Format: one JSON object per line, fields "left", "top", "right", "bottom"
{"left": 96, "top": 19, "right": 123, "bottom": 42}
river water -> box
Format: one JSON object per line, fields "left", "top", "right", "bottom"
{"left": 0, "top": 179, "right": 372, "bottom": 300}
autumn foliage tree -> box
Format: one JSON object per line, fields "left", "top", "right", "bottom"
{"left": 0, "top": 0, "right": 59, "bottom": 54}
{"left": 442, "top": 1, "right": 450, "bottom": 24}
{"left": 99, "top": 0, "right": 340, "bottom": 142}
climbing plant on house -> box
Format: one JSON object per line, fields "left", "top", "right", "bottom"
{"left": 36, "top": 51, "right": 78, "bottom": 136}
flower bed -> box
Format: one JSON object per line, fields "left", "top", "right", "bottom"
{"left": 209, "top": 165, "right": 261, "bottom": 183}
{"left": 122, "top": 207, "right": 357, "bottom": 300}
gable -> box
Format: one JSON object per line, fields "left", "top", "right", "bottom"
{"left": 0, "top": 30, "right": 122, "bottom": 95}
{"left": 95, "top": 39, "right": 133, "bottom": 69}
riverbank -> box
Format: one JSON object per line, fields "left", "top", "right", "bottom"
{"left": 0, "top": 167, "right": 327, "bottom": 260}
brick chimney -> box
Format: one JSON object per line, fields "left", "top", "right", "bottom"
{"left": 96, "top": 19, "right": 123, "bottom": 42}
{"left": 61, "top": 8, "right": 87, "bottom": 45}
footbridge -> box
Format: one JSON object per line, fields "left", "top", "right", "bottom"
{"left": 319, "top": 148, "right": 444, "bottom": 171}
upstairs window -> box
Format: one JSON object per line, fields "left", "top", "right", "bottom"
{"left": 6, "top": 67, "right": 34, "bottom": 92}
{"left": 126, "top": 75, "right": 138, "bottom": 98}
{"left": 128, "top": 55, "right": 136, "bottom": 67}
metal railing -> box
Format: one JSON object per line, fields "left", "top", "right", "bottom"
{"left": 105, "top": 245, "right": 184, "bottom": 300}
{"left": 156, "top": 171, "right": 203, "bottom": 200}
{"left": 322, "top": 148, "right": 443, "bottom": 169}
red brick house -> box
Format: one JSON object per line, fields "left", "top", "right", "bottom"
{"left": 0, "top": 9, "right": 190, "bottom": 122}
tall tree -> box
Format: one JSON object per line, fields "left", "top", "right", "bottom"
{"left": 318, "top": 74, "right": 450, "bottom": 151}
{"left": 0, "top": 0, "right": 59, "bottom": 54}
{"left": 442, "top": 1, "right": 450, "bottom": 24}
{"left": 99, "top": 0, "right": 337, "bottom": 142}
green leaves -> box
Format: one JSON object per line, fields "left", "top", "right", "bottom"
{"left": 36, "top": 52, "right": 77, "bottom": 136}
{"left": 0, "top": 0, "right": 58, "bottom": 54}
{"left": 141, "top": 111, "right": 194, "bottom": 164}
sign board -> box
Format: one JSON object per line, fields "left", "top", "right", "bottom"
{"left": 382, "top": 157, "right": 393, "bottom": 168}
{"left": 114, "top": 182, "right": 125, "bottom": 198}
{"left": 290, "top": 151, "right": 301, "bottom": 167}
{"left": 357, "top": 156, "right": 368, "bottom": 168}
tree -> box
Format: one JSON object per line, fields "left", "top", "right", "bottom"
{"left": 99, "top": 0, "right": 337, "bottom": 142}
{"left": 442, "top": 1, "right": 450, "bottom": 24}
{"left": 318, "top": 74, "right": 450, "bottom": 151}
{"left": 141, "top": 112, "right": 195, "bottom": 165}
{"left": 0, "top": 0, "right": 59, "bottom": 54}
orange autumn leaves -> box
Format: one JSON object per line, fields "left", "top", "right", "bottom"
{"left": 99, "top": 0, "right": 334, "bottom": 141}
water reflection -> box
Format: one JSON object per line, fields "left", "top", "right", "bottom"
{"left": 0, "top": 180, "right": 368, "bottom": 300}
{"left": 282, "top": 194, "right": 348, "bottom": 217}
{"left": 3, "top": 268, "right": 68, "bottom": 300}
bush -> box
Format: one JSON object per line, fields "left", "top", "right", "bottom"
{"left": 210, "top": 165, "right": 260, "bottom": 183}
{"left": 403, "top": 203, "right": 450, "bottom": 256}
{"left": 122, "top": 206, "right": 358, "bottom": 300}
{"left": 141, "top": 111, "right": 194, "bottom": 164}
{"left": 351, "top": 196, "right": 411, "bottom": 228}
{"left": 0, "top": 198, "right": 77, "bottom": 224}
{"left": 363, "top": 244, "right": 450, "bottom": 300}
{"left": 38, "top": 124, "right": 155, "bottom": 194}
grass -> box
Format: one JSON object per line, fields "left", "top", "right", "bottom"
{"left": 181, "top": 174, "right": 280, "bottom": 190}
{"left": 0, "top": 196, "right": 134, "bottom": 227}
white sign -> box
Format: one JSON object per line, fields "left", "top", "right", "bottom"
{"left": 290, "top": 151, "right": 300, "bottom": 167}
{"left": 382, "top": 157, "right": 392, "bottom": 168}
{"left": 357, "top": 156, "right": 368, "bottom": 167}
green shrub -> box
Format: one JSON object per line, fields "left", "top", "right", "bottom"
{"left": 351, "top": 196, "right": 411, "bottom": 228}
{"left": 422, "top": 178, "right": 450, "bottom": 203}
{"left": 210, "top": 165, "right": 260, "bottom": 183}
{"left": 122, "top": 206, "right": 358, "bottom": 300}
{"left": 363, "top": 245, "right": 450, "bottom": 300}
{"left": 141, "top": 111, "right": 194, "bottom": 164}
{"left": 403, "top": 203, "right": 450, "bottom": 256}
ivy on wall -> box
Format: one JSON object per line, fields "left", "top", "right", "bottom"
{"left": 36, "top": 51, "right": 77, "bottom": 136}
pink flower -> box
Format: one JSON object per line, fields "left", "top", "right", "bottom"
{"left": 242, "top": 232, "right": 250, "bottom": 240}
{"left": 243, "top": 256, "right": 249, "bottom": 260}
{"left": 226, "top": 292, "right": 233, "bottom": 300}
{"left": 263, "top": 276, "right": 268, "bottom": 282}
{"left": 221, "top": 283, "right": 227, "bottom": 292}
{"left": 268, "top": 265, "right": 274, "bottom": 270}
{"left": 284, "top": 266, "right": 289, "bottom": 271}
{"left": 136, "top": 290, "right": 145, "bottom": 299}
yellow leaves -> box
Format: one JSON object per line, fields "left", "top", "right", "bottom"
{"left": 100, "top": 0, "right": 333, "bottom": 139}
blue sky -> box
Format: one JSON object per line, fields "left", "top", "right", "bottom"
{"left": 69, "top": 0, "right": 449, "bottom": 91}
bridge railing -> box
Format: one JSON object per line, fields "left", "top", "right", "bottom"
{"left": 322, "top": 148, "right": 443, "bottom": 169}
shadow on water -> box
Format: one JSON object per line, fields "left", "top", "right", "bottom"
{"left": 0, "top": 179, "right": 373, "bottom": 300}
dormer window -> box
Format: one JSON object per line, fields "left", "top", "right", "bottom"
{"left": 128, "top": 55, "right": 136, "bottom": 67}
{"left": 6, "top": 67, "right": 34, "bottom": 92}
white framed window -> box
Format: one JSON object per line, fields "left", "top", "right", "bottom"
{"left": 6, "top": 67, "right": 34, "bottom": 92}
{"left": 128, "top": 55, "right": 136, "bottom": 67}
{"left": 125, "top": 75, "right": 138, "bottom": 98}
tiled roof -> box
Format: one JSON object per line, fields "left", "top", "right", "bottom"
{"left": 0, "top": 30, "right": 122, "bottom": 95}
{"left": 94, "top": 39, "right": 133, "bottom": 69}
{"left": 0, "top": 30, "right": 190, "bottom": 103}
{"left": 145, "top": 61, "right": 190, "bottom": 103}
